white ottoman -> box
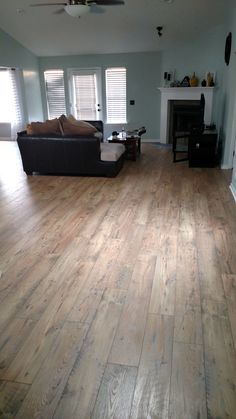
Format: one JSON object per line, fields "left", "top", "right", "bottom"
{"left": 100, "top": 142, "right": 125, "bottom": 162}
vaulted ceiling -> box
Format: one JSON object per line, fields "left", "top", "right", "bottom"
{"left": 0, "top": 0, "right": 231, "bottom": 57}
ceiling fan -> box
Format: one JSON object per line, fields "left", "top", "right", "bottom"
{"left": 30, "top": 0, "right": 125, "bottom": 17}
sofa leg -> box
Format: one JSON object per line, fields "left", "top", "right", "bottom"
{"left": 25, "top": 171, "right": 32, "bottom": 175}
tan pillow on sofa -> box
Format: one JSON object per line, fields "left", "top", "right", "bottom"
{"left": 62, "top": 121, "right": 96, "bottom": 136}
{"left": 30, "top": 119, "right": 62, "bottom": 135}
{"left": 26, "top": 123, "right": 33, "bottom": 135}
{"left": 67, "top": 114, "right": 97, "bottom": 134}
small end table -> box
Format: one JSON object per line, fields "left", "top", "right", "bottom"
{"left": 107, "top": 133, "right": 141, "bottom": 161}
{"left": 189, "top": 130, "right": 218, "bottom": 167}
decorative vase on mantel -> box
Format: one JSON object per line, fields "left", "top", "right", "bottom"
{"left": 190, "top": 72, "right": 198, "bottom": 87}
{"left": 206, "top": 72, "right": 214, "bottom": 87}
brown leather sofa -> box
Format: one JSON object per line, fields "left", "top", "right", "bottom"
{"left": 17, "top": 121, "right": 125, "bottom": 177}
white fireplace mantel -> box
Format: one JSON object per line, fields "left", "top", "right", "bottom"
{"left": 158, "top": 87, "right": 215, "bottom": 143}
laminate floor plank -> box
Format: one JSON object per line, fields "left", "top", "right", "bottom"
{"left": 174, "top": 304, "right": 202, "bottom": 345}
{"left": 175, "top": 230, "right": 201, "bottom": 308}
{"left": 17, "top": 255, "right": 95, "bottom": 321}
{"left": 0, "top": 381, "right": 29, "bottom": 419}
{"left": 213, "top": 226, "right": 236, "bottom": 274}
{"left": 0, "top": 318, "right": 36, "bottom": 378}
{"left": 109, "top": 253, "right": 156, "bottom": 366}
{"left": 105, "top": 224, "right": 145, "bottom": 290}
{"left": 53, "top": 288, "right": 126, "bottom": 419}
{"left": 0, "top": 174, "right": 107, "bottom": 262}
{"left": 67, "top": 287, "right": 104, "bottom": 324}
{"left": 169, "top": 342, "right": 207, "bottom": 419}
{"left": 15, "top": 321, "right": 88, "bottom": 419}
{"left": 149, "top": 230, "right": 178, "bottom": 315}
{"left": 3, "top": 258, "right": 94, "bottom": 384}
{"left": 196, "top": 230, "right": 225, "bottom": 302}
{"left": 92, "top": 363, "right": 137, "bottom": 419}
{"left": 202, "top": 300, "right": 236, "bottom": 418}
{"left": 0, "top": 142, "right": 236, "bottom": 419}
{"left": 0, "top": 252, "right": 58, "bottom": 301}
{"left": 130, "top": 314, "right": 174, "bottom": 419}
{"left": 222, "top": 274, "right": 236, "bottom": 348}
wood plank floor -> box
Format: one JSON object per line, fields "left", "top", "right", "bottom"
{"left": 0, "top": 141, "right": 236, "bottom": 419}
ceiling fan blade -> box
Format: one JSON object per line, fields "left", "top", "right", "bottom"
{"left": 90, "top": 0, "right": 124, "bottom": 4}
{"left": 30, "top": 3, "right": 67, "bottom": 7}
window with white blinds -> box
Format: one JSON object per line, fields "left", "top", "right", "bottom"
{"left": 44, "top": 70, "right": 66, "bottom": 119}
{"left": 105, "top": 67, "right": 127, "bottom": 123}
{"left": 72, "top": 73, "right": 97, "bottom": 120}
{"left": 0, "top": 67, "right": 25, "bottom": 139}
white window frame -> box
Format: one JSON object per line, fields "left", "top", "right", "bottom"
{"left": 105, "top": 67, "right": 127, "bottom": 124}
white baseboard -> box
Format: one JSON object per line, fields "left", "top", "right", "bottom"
{"left": 230, "top": 182, "right": 236, "bottom": 202}
{"left": 0, "top": 137, "right": 14, "bottom": 141}
{"left": 221, "top": 164, "right": 233, "bottom": 170}
{"left": 142, "top": 139, "right": 161, "bottom": 143}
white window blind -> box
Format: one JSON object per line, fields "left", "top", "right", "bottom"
{"left": 105, "top": 67, "right": 127, "bottom": 123}
{"left": 0, "top": 68, "right": 25, "bottom": 139}
{"left": 44, "top": 70, "right": 66, "bottom": 119}
{"left": 71, "top": 73, "right": 97, "bottom": 120}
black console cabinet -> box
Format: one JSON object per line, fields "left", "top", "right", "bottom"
{"left": 189, "top": 131, "right": 217, "bottom": 167}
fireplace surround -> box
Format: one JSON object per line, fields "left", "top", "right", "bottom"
{"left": 158, "top": 87, "right": 215, "bottom": 143}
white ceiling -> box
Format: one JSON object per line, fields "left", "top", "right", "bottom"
{"left": 0, "top": 0, "right": 230, "bottom": 57}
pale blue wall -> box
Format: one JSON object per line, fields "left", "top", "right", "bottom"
{"left": 39, "top": 51, "right": 162, "bottom": 139}
{"left": 0, "top": 28, "right": 43, "bottom": 123}
{"left": 161, "top": 25, "right": 226, "bottom": 86}
{"left": 221, "top": 5, "right": 236, "bottom": 192}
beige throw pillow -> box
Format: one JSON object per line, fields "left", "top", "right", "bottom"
{"left": 66, "top": 114, "right": 97, "bottom": 135}
{"left": 30, "top": 119, "right": 62, "bottom": 135}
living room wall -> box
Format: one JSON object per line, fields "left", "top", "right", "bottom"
{"left": 222, "top": 4, "right": 236, "bottom": 196}
{"left": 38, "top": 51, "right": 162, "bottom": 139}
{"left": 0, "top": 28, "right": 43, "bottom": 125}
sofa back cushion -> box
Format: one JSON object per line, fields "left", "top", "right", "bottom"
{"left": 60, "top": 115, "right": 97, "bottom": 136}
{"left": 30, "top": 119, "right": 62, "bottom": 135}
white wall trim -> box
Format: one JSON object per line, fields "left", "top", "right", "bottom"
{"left": 230, "top": 182, "right": 236, "bottom": 202}
{"left": 0, "top": 137, "right": 13, "bottom": 141}
{"left": 221, "top": 163, "right": 233, "bottom": 170}
{"left": 142, "top": 138, "right": 159, "bottom": 143}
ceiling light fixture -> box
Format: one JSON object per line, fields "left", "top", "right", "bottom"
{"left": 64, "top": 4, "right": 90, "bottom": 17}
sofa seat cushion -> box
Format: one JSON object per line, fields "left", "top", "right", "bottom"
{"left": 100, "top": 143, "right": 125, "bottom": 162}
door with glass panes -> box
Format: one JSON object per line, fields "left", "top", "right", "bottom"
{"left": 68, "top": 68, "right": 102, "bottom": 120}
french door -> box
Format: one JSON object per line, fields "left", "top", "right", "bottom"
{"left": 68, "top": 68, "right": 102, "bottom": 120}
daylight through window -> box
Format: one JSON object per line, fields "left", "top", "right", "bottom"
{"left": 105, "top": 68, "right": 127, "bottom": 124}
{"left": 44, "top": 70, "right": 66, "bottom": 119}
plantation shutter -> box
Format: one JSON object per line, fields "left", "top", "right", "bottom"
{"left": 44, "top": 70, "right": 66, "bottom": 119}
{"left": 105, "top": 68, "right": 127, "bottom": 123}
{"left": 72, "top": 73, "right": 97, "bottom": 120}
